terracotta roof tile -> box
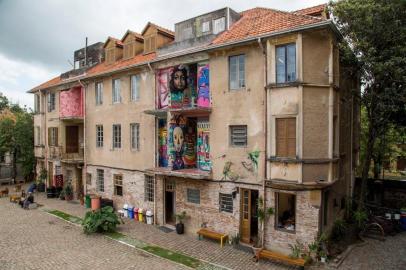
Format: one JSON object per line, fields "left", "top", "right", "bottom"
{"left": 86, "top": 52, "right": 156, "bottom": 77}
{"left": 122, "top": 30, "right": 144, "bottom": 42}
{"left": 293, "top": 4, "right": 327, "bottom": 17}
{"left": 104, "top": 36, "right": 123, "bottom": 48}
{"left": 142, "top": 22, "right": 174, "bottom": 37}
{"left": 31, "top": 76, "right": 61, "bottom": 92}
{"left": 212, "top": 7, "right": 325, "bottom": 45}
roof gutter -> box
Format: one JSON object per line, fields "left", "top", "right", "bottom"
{"left": 30, "top": 20, "right": 336, "bottom": 91}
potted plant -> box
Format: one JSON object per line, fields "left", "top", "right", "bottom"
{"left": 252, "top": 196, "right": 274, "bottom": 259}
{"left": 319, "top": 250, "right": 327, "bottom": 263}
{"left": 175, "top": 211, "right": 187, "bottom": 234}
{"left": 64, "top": 183, "right": 74, "bottom": 201}
{"left": 37, "top": 169, "right": 47, "bottom": 192}
{"left": 59, "top": 189, "right": 65, "bottom": 200}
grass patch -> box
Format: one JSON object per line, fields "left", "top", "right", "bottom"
{"left": 142, "top": 245, "right": 201, "bottom": 268}
{"left": 47, "top": 209, "right": 82, "bottom": 224}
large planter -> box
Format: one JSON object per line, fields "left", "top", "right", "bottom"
{"left": 91, "top": 196, "right": 101, "bottom": 211}
{"left": 176, "top": 223, "right": 184, "bottom": 234}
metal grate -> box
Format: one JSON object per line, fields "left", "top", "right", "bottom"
{"left": 230, "top": 125, "right": 247, "bottom": 147}
{"left": 96, "top": 125, "right": 103, "bottom": 147}
{"left": 219, "top": 193, "right": 233, "bottom": 213}
{"left": 187, "top": 188, "right": 200, "bottom": 204}
{"left": 96, "top": 169, "right": 104, "bottom": 192}
{"left": 144, "top": 175, "right": 154, "bottom": 202}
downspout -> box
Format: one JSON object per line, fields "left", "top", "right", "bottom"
{"left": 78, "top": 79, "right": 86, "bottom": 195}
{"left": 258, "top": 37, "right": 268, "bottom": 247}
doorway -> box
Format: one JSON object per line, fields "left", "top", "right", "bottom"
{"left": 240, "top": 189, "right": 259, "bottom": 244}
{"left": 165, "top": 179, "right": 176, "bottom": 225}
{"left": 48, "top": 162, "right": 53, "bottom": 186}
{"left": 66, "top": 126, "right": 79, "bottom": 153}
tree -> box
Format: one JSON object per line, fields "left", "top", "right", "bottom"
{"left": 330, "top": 0, "right": 406, "bottom": 207}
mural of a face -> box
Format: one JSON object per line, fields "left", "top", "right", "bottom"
{"left": 170, "top": 66, "right": 188, "bottom": 93}
{"left": 173, "top": 126, "right": 184, "bottom": 152}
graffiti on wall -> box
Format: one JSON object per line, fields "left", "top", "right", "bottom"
{"left": 157, "top": 69, "right": 170, "bottom": 109}
{"left": 197, "top": 63, "right": 210, "bottom": 107}
{"left": 197, "top": 120, "right": 211, "bottom": 171}
{"left": 158, "top": 119, "right": 168, "bottom": 167}
{"left": 169, "top": 65, "right": 188, "bottom": 108}
{"left": 168, "top": 115, "right": 187, "bottom": 170}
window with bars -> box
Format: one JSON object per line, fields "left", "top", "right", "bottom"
{"left": 130, "top": 123, "right": 140, "bottom": 150}
{"left": 96, "top": 169, "right": 104, "bottom": 192}
{"left": 96, "top": 125, "right": 103, "bottom": 148}
{"left": 130, "top": 74, "right": 140, "bottom": 101}
{"left": 219, "top": 193, "right": 233, "bottom": 213}
{"left": 229, "top": 54, "right": 245, "bottom": 90}
{"left": 47, "top": 93, "right": 55, "bottom": 112}
{"left": 48, "top": 127, "right": 58, "bottom": 146}
{"left": 276, "top": 43, "right": 296, "bottom": 83}
{"left": 230, "top": 125, "right": 247, "bottom": 147}
{"left": 187, "top": 188, "right": 200, "bottom": 204}
{"left": 114, "top": 174, "right": 123, "bottom": 196}
{"left": 95, "top": 82, "right": 103, "bottom": 105}
{"left": 112, "top": 79, "right": 121, "bottom": 103}
{"left": 144, "top": 175, "right": 154, "bottom": 202}
{"left": 276, "top": 118, "right": 296, "bottom": 158}
{"left": 112, "top": 124, "right": 121, "bottom": 149}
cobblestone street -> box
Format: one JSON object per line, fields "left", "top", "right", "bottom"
{"left": 0, "top": 196, "right": 188, "bottom": 270}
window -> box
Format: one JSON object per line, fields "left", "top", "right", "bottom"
{"left": 229, "top": 55, "right": 245, "bottom": 90}
{"left": 202, "top": 21, "right": 210, "bottom": 33}
{"left": 144, "top": 36, "right": 156, "bottom": 53}
{"left": 182, "top": 27, "right": 193, "bottom": 39}
{"left": 96, "top": 125, "right": 103, "bottom": 148}
{"left": 112, "top": 124, "right": 121, "bottom": 149}
{"left": 48, "top": 127, "right": 58, "bottom": 146}
{"left": 276, "top": 43, "right": 296, "bottom": 83}
{"left": 276, "top": 192, "right": 296, "bottom": 232}
{"left": 130, "top": 75, "right": 140, "bottom": 101}
{"left": 130, "top": 123, "right": 140, "bottom": 150}
{"left": 35, "top": 126, "right": 40, "bottom": 145}
{"left": 144, "top": 175, "right": 154, "bottom": 202}
{"left": 187, "top": 188, "right": 200, "bottom": 204}
{"left": 95, "top": 82, "right": 103, "bottom": 105}
{"left": 230, "top": 125, "right": 247, "bottom": 147}
{"left": 219, "top": 193, "right": 233, "bottom": 213}
{"left": 105, "top": 48, "right": 115, "bottom": 64}
{"left": 47, "top": 93, "right": 55, "bottom": 112}
{"left": 96, "top": 169, "right": 104, "bottom": 192}
{"left": 114, "top": 174, "right": 123, "bottom": 196}
{"left": 323, "top": 191, "right": 329, "bottom": 226}
{"left": 112, "top": 79, "right": 121, "bottom": 103}
{"left": 34, "top": 94, "right": 40, "bottom": 113}
{"left": 213, "top": 17, "right": 225, "bottom": 34}
{"left": 124, "top": 42, "right": 135, "bottom": 59}
{"left": 276, "top": 118, "right": 296, "bottom": 158}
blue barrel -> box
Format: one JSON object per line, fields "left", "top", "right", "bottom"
{"left": 128, "top": 207, "right": 134, "bottom": 219}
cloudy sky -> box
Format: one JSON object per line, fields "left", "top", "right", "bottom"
{"left": 0, "top": 0, "right": 325, "bottom": 109}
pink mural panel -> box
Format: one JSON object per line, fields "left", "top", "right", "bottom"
{"left": 59, "top": 87, "right": 83, "bottom": 118}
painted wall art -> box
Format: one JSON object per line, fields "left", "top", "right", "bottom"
{"left": 59, "top": 87, "right": 83, "bottom": 118}
{"left": 157, "top": 68, "right": 170, "bottom": 109}
{"left": 158, "top": 119, "right": 168, "bottom": 167}
{"left": 168, "top": 115, "right": 187, "bottom": 170}
{"left": 197, "top": 63, "right": 210, "bottom": 107}
{"left": 197, "top": 119, "right": 211, "bottom": 171}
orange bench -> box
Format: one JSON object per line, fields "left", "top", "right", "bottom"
{"left": 197, "top": 228, "right": 228, "bottom": 247}
{"left": 257, "top": 249, "right": 306, "bottom": 269}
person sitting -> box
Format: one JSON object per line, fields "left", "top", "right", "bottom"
{"left": 27, "top": 183, "right": 37, "bottom": 193}
{"left": 19, "top": 192, "right": 34, "bottom": 209}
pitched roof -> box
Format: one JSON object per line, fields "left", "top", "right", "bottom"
{"left": 103, "top": 36, "right": 124, "bottom": 48}
{"left": 86, "top": 52, "right": 156, "bottom": 77}
{"left": 212, "top": 7, "right": 325, "bottom": 45}
{"left": 121, "top": 30, "right": 144, "bottom": 42}
{"left": 141, "top": 22, "right": 175, "bottom": 37}
{"left": 30, "top": 76, "right": 61, "bottom": 92}
{"left": 293, "top": 4, "right": 327, "bottom": 17}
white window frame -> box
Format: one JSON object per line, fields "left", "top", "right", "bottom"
{"left": 95, "top": 82, "right": 103, "bottom": 105}
{"left": 213, "top": 17, "right": 225, "bottom": 34}
{"left": 47, "top": 92, "right": 55, "bottom": 112}
{"left": 130, "top": 123, "right": 140, "bottom": 151}
{"left": 96, "top": 125, "right": 103, "bottom": 148}
{"left": 229, "top": 54, "right": 245, "bottom": 90}
{"left": 112, "top": 124, "right": 121, "bottom": 149}
{"left": 112, "top": 78, "right": 121, "bottom": 104}
{"left": 130, "top": 74, "right": 140, "bottom": 101}
{"left": 202, "top": 21, "right": 210, "bottom": 33}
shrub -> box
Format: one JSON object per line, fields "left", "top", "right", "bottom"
{"left": 353, "top": 209, "right": 368, "bottom": 228}
{"left": 330, "top": 218, "right": 347, "bottom": 240}
{"left": 82, "top": 206, "right": 122, "bottom": 234}
{"left": 289, "top": 240, "right": 304, "bottom": 259}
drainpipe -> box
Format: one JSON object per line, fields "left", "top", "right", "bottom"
{"left": 258, "top": 37, "right": 268, "bottom": 247}
{"left": 78, "top": 79, "right": 86, "bottom": 195}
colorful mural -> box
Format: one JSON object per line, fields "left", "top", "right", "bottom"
{"left": 169, "top": 65, "right": 188, "bottom": 108}
{"left": 168, "top": 115, "right": 187, "bottom": 170}
{"left": 157, "top": 69, "right": 170, "bottom": 109}
{"left": 197, "top": 119, "right": 211, "bottom": 171}
{"left": 183, "top": 119, "right": 197, "bottom": 168}
{"left": 158, "top": 119, "right": 168, "bottom": 167}
{"left": 59, "top": 87, "right": 83, "bottom": 118}
{"left": 197, "top": 63, "right": 210, "bottom": 107}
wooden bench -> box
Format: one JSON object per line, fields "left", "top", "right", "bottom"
{"left": 257, "top": 249, "right": 306, "bottom": 269}
{"left": 197, "top": 228, "right": 228, "bottom": 247}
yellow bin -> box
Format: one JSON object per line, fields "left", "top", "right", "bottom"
{"left": 138, "top": 208, "right": 144, "bottom": 222}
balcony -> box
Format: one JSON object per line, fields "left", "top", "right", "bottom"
{"left": 59, "top": 86, "right": 84, "bottom": 120}
{"left": 48, "top": 146, "right": 62, "bottom": 159}
{"left": 34, "top": 145, "right": 45, "bottom": 158}
{"left": 47, "top": 145, "right": 84, "bottom": 163}
{"left": 146, "top": 167, "right": 211, "bottom": 180}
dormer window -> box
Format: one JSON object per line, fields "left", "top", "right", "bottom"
{"left": 123, "top": 42, "right": 135, "bottom": 59}
{"left": 144, "top": 36, "right": 156, "bottom": 54}
{"left": 105, "top": 48, "right": 115, "bottom": 64}
{"left": 202, "top": 21, "right": 210, "bottom": 33}
{"left": 213, "top": 17, "right": 225, "bottom": 34}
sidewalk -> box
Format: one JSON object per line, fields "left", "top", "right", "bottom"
{"left": 29, "top": 191, "right": 293, "bottom": 270}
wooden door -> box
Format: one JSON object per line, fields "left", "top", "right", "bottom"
{"left": 241, "top": 189, "right": 251, "bottom": 243}
{"left": 66, "top": 126, "right": 79, "bottom": 153}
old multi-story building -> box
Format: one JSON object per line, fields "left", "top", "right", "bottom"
{"left": 30, "top": 4, "right": 359, "bottom": 255}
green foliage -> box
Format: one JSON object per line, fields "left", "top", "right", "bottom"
{"left": 289, "top": 240, "right": 304, "bottom": 259}
{"left": 38, "top": 169, "right": 47, "bottom": 183}
{"left": 175, "top": 211, "right": 187, "bottom": 224}
{"left": 82, "top": 206, "right": 122, "bottom": 234}
{"left": 248, "top": 150, "right": 260, "bottom": 172}
{"left": 330, "top": 219, "right": 347, "bottom": 241}
{"left": 353, "top": 209, "right": 368, "bottom": 228}
{"left": 64, "top": 183, "right": 73, "bottom": 197}
{"left": 230, "top": 233, "right": 240, "bottom": 246}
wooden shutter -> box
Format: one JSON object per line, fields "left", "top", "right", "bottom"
{"left": 276, "top": 118, "right": 296, "bottom": 158}
{"left": 65, "top": 126, "right": 78, "bottom": 153}
{"left": 48, "top": 128, "right": 51, "bottom": 146}
{"left": 54, "top": 128, "right": 58, "bottom": 146}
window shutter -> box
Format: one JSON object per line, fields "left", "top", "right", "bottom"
{"left": 276, "top": 118, "right": 296, "bottom": 158}
{"left": 55, "top": 128, "right": 58, "bottom": 146}
{"left": 48, "top": 128, "right": 51, "bottom": 146}
{"left": 287, "top": 118, "right": 296, "bottom": 157}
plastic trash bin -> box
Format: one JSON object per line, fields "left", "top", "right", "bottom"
{"left": 146, "top": 210, "right": 153, "bottom": 225}
{"left": 134, "top": 208, "right": 139, "bottom": 221}
{"left": 85, "top": 195, "right": 91, "bottom": 208}
{"left": 123, "top": 204, "right": 128, "bottom": 218}
{"left": 138, "top": 208, "right": 144, "bottom": 222}
{"left": 128, "top": 206, "right": 134, "bottom": 219}
{"left": 91, "top": 196, "right": 101, "bottom": 211}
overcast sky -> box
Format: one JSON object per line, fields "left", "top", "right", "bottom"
{"left": 0, "top": 0, "right": 326, "bottom": 109}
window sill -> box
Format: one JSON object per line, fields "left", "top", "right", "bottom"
{"left": 275, "top": 227, "right": 296, "bottom": 234}
{"left": 229, "top": 87, "right": 246, "bottom": 91}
